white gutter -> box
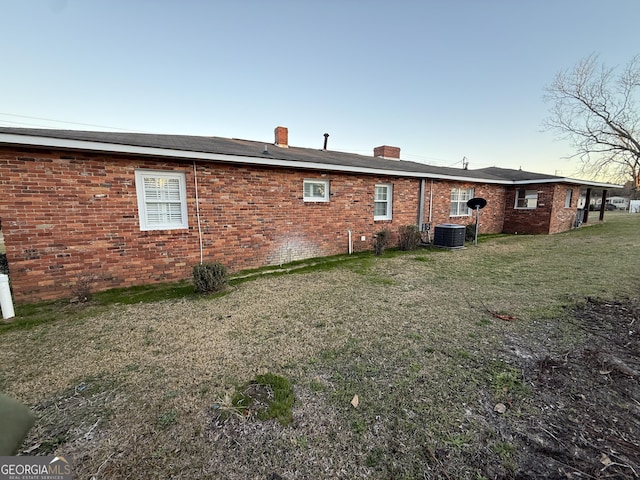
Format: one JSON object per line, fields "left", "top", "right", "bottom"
{"left": 0, "top": 133, "right": 624, "bottom": 189}
{"left": 512, "top": 177, "right": 622, "bottom": 188}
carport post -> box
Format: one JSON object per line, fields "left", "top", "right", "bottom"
{"left": 583, "top": 188, "right": 591, "bottom": 224}
{"left": 599, "top": 189, "right": 608, "bottom": 221}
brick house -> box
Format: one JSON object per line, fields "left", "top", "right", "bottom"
{"left": 0, "top": 126, "right": 618, "bottom": 303}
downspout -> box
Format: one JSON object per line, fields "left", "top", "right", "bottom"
{"left": 418, "top": 179, "right": 426, "bottom": 227}
{"left": 193, "top": 161, "right": 204, "bottom": 265}
{"left": 348, "top": 229, "right": 353, "bottom": 254}
{"left": 429, "top": 180, "right": 434, "bottom": 223}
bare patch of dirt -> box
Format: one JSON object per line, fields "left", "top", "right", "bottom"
{"left": 18, "top": 375, "right": 119, "bottom": 463}
{"left": 509, "top": 298, "right": 640, "bottom": 479}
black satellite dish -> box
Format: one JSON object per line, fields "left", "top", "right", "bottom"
{"left": 466, "top": 198, "right": 487, "bottom": 245}
{"left": 467, "top": 197, "right": 487, "bottom": 210}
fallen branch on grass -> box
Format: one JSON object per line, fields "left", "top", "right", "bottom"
{"left": 464, "top": 296, "right": 518, "bottom": 321}
{"left": 599, "top": 353, "right": 639, "bottom": 377}
{"left": 478, "top": 299, "right": 517, "bottom": 321}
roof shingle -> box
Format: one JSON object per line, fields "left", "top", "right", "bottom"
{"left": 0, "top": 126, "right": 620, "bottom": 187}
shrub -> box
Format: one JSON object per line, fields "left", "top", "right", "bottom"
{"left": 70, "top": 274, "right": 97, "bottom": 303}
{"left": 373, "top": 229, "right": 390, "bottom": 255}
{"left": 397, "top": 225, "right": 422, "bottom": 251}
{"left": 193, "top": 262, "right": 228, "bottom": 294}
{"left": 465, "top": 223, "right": 477, "bottom": 242}
{"left": 0, "top": 254, "right": 8, "bottom": 275}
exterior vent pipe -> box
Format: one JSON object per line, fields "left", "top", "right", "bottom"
{"left": 0, "top": 274, "right": 15, "bottom": 319}
{"left": 323, "top": 133, "right": 329, "bottom": 150}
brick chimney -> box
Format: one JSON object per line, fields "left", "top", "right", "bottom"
{"left": 373, "top": 145, "right": 400, "bottom": 159}
{"left": 274, "top": 126, "right": 288, "bottom": 148}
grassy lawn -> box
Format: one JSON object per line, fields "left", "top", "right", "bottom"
{"left": 1, "top": 213, "right": 639, "bottom": 479}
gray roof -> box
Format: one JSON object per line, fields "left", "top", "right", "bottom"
{"left": 472, "top": 166, "right": 562, "bottom": 181}
{"left": 0, "top": 126, "right": 620, "bottom": 188}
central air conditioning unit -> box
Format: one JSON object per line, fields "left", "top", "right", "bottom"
{"left": 433, "top": 224, "right": 465, "bottom": 249}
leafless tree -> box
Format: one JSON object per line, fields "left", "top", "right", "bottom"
{"left": 544, "top": 54, "right": 640, "bottom": 193}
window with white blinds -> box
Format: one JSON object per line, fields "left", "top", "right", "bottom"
{"left": 450, "top": 188, "right": 474, "bottom": 216}
{"left": 135, "top": 170, "right": 188, "bottom": 231}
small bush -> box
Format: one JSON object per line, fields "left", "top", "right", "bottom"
{"left": 465, "top": 223, "right": 477, "bottom": 242}
{"left": 0, "top": 254, "right": 8, "bottom": 275}
{"left": 71, "top": 274, "right": 97, "bottom": 303}
{"left": 397, "top": 225, "right": 422, "bottom": 251}
{"left": 373, "top": 229, "right": 390, "bottom": 255}
{"left": 193, "top": 262, "right": 227, "bottom": 294}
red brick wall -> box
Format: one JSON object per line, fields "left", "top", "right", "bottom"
{"left": 0, "top": 147, "right": 421, "bottom": 302}
{"left": 503, "top": 184, "right": 554, "bottom": 234}
{"left": 501, "top": 184, "right": 582, "bottom": 235}
{"left": 549, "top": 185, "right": 581, "bottom": 234}
{"left": 423, "top": 180, "right": 505, "bottom": 233}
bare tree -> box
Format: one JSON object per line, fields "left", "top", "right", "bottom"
{"left": 544, "top": 54, "right": 640, "bottom": 193}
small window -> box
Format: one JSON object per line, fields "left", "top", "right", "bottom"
{"left": 450, "top": 188, "right": 474, "bottom": 216}
{"left": 565, "top": 189, "right": 572, "bottom": 208}
{"left": 515, "top": 189, "right": 538, "bottom": 209}
{"left": 135, "top": 170, "right": 188, "bottom": 231}
{"left": 303, "top": 179, "right": 329, "bottom": 202}
{"left": 374, "top": 184, "right": 393, "bottom": 220}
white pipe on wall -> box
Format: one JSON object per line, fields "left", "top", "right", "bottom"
{"left": 429, "top": 180, "right": 434, "bottom": 223}
{"left": 348, "top": 229, "right": 353, "bottom": 254}
{"left": 418, "top": 179, "right": 426, "bottom": 227}
{"left": 193, "top": 161, "right": 204, "bottom": 264}
{"left": 0, "top": 274, "right": 15, "bottom": 320}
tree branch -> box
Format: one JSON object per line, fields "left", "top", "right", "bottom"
{"left": 543, "top": 54, "right": 640, "bottom": 187}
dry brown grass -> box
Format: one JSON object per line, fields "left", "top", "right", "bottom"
{"left": 1, "top": 213, "right": 639, "bottom": 478}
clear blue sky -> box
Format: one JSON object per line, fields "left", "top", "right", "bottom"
{"left": 1, "top": 0, "right": 638, "bottom": 178}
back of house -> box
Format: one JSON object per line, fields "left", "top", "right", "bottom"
{"left": 0, "top": 126, "right": 622, "bottom": 303}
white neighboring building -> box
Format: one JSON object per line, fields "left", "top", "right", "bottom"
{"left": 606, "top": 196, "right": 630, "bottom": 210}
{"left": 588, "top": 195, "right": 630, "bottom": 210}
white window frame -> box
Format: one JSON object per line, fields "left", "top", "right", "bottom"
{"left": 515, "top": 188, "right": 538, "bottom": 209}
{"left": 564, "top": 189, "right": 573, "bottom": 208}
{"left": 450, "top": 187, "right": 474, "bottom": 217}
{"left": 135, "top": 170, "right": 188, "bottom": 231}
{"left": 303, "top": 179, "right": 330, "bottom": 202}
{"left": 374, "top": 183, "right": 393, "bottom": 221}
